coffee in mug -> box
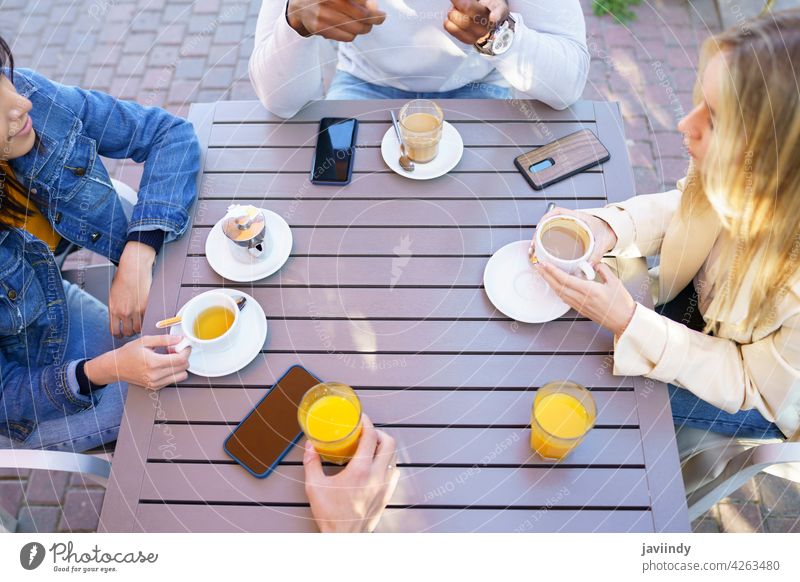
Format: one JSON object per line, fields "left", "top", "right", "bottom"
{"left": 534, "top": 215, "right": 596, "bottom": 280}
{"left": 399, "top": 99, "right": 444, "bottom": 163}
{"left": 539, "top": 221, "right": 590, "bottom": 261}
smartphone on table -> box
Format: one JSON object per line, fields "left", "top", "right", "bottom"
{"left": 514, "top": 128, "right": 610, "bottom": 190}
{"left": 223, "top": 365, "right": 321, "bottom": 478}
{"left": 310, "top": 117, "right": 359, "bottom": 185}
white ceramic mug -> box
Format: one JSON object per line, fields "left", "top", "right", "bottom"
{"left": 535, "top": 215, "right": 597, "bottom": 280}
{"left": 173, "top": 292, "right": 240, "bottom": 353}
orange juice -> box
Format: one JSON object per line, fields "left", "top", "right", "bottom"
{"left": 531, "top": 382, "right": 596, "bottom": 460}
{"left": 298, "top": 383, "right": 362, "bottom": 465}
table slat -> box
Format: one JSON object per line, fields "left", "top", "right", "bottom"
{"left": 149, "top": 426, "right": 644, "bottom": 465}
{"left": 179, "top": 353, "right": 631, "bottom": 388}
{"left": 156, "top": 388, "right": 637, "bottom": 425}
{"left": 134, "top": 505, "right": 654, "bottom": 533}
{"left": 140, "top": 464, "right": 651, "bottom": 507}
{"left": 205, "top": 146, "right": 603, "bottom": 174}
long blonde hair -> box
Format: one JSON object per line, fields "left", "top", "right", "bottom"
{"left": 680, "top": 9, "right": 800, "bottom": 333}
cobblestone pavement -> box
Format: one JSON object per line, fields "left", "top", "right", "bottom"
{"left": 0, "top": 0, "right": 798, "bottom": 533}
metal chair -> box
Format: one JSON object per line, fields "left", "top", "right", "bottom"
{"left": 678, "top": 426, "right": 800, "bottom": 521}
{"left": 0, "top": 179, "right": 136, "bottom": 532}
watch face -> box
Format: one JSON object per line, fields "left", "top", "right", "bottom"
{"left": 492, "top": 27, "right": 514, "bottom": 55}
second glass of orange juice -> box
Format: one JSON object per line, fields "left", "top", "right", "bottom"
{"left": 298, "top": 382, "right": 363, "bottom": 465}
{"left": 531, "top": 380, "right": 596, "bottom": 461}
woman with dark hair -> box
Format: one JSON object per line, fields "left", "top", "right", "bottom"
{"left": 0, "top": 36, "right": 200, "bottom": 452}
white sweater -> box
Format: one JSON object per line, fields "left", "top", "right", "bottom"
{"left": 250, "top": 0, "right": 590, "bottom": 118}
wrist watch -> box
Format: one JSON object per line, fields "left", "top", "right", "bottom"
{"left": 474, "top": 14, "right": 516, "bottom": 56}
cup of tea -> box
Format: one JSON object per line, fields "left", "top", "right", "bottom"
{"left": 173, "top": 292, "right": 240, "bottom": 353}
{"left": 534, "top": 215, "right": 596, "bottom": 280}
{"left": 399, "top": 99, "right": 444, "bottom": 163}
{"left": 297, "top": 382, "right": 363, "bottom": 465}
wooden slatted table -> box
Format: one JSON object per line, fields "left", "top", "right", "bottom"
{"left": 99, "top": 99, "right": 689, "bottom": 533}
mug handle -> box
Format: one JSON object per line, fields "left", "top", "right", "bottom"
{"left": 578, "top": 260, "right": 596, "bottom": 281}
{"left": 173, "top": 337, "right": 192, "bottom": 352}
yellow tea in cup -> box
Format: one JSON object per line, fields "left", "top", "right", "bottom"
{"left": 531, "top": 381, "right": 596, "bottom": 460}
{"left": 298, "top": 382, "right": 362, "bottom": 464}
{"left": 192, "top": 305, "right": 236, "bottom": 340}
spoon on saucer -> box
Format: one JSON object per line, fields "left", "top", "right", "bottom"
{"left": 390, "top": 110, "right": 414, "bottom": 173}
{"left": 155, "top": 295, "right": 247, "bottom": 329}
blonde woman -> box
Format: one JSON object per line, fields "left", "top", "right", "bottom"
{"left": 533, "top": 10, "right": 800, "bottom": 440}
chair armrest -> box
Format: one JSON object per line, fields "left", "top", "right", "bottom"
{"left": 0, "top": 450, "right": 111, "bottom": 487}
{"left": 686, "top": 443, "right": 800, "bottom": 521}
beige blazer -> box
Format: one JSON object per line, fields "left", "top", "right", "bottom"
{"left": 585, "top": 179, "right": 800, "bottom": 440}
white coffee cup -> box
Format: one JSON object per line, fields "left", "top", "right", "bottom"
{"left": 534, "top": 215, "right": 596, "bottom": 280}
{"left": 173, "top": 292, "right": 240, "bottom": 353}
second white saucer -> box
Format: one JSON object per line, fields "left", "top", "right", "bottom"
{"left": 484, "top": 240, "right": 571, "bottom": 324}
{"left": 206, "top": 208, "right": 292, "bottom": 282}
{"left": 380, "top": 121, "right": 464, "bottom": 180}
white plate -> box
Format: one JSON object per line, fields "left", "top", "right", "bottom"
{"left": 171, "top": 289, "right": 267, "bottom": 378}
{"left": 380, "top": 121, "right": 464, "bottom": 180}
{"left": 205, "top": 209, "right": 293, "bottom": 282}
{"left": 483, "top": 241, "right": 570, "bottom": 324}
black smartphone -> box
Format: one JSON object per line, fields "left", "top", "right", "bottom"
{"left": 223, "top": 365, "right": 321, "bottom": 478}
{"left": 310, "top": 117, "right": 359, "bottom": 185}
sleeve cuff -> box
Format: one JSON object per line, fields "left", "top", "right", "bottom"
{"left": 125, "top": 229, "right": 165, "bottom": 253}
{"left": 613, "top": 303, "right": 669, "bottom": 378}
{"left": 75, "top": 359, "right": 108, "bottom": 396}
{"left": 583, "top": 205, "right": 636, "bottom": 254}
{"left": 65, "top": 360, "right": 98, "bottom": 408}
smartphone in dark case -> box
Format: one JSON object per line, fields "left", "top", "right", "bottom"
{"left": 514, "top": 129, "right": 610, "bottom": 190}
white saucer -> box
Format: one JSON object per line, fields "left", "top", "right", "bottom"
{"left": 380, "top": 121, "right": 464, "bottom": 180}
{"left": 205, "top": 209, "right": 292, "bottom": 282}
{"left": 171, "top": 289, "right": 267, "bottom": 378}
{"left": 483, "top": 241, "right": 570, "bottom": 324}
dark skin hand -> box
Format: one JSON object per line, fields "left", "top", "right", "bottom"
{"left": 287, "top": 0, "right": 386, "bottom": 42}
{"left": 444, "top": 0, "right": 510, "bottom": 45}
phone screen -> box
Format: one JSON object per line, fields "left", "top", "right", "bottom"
{"left": 224, "top": 365, "right": 321, "bottom": 477}
{"left": 311, "top": 118, "right": 358, "bottom": 184}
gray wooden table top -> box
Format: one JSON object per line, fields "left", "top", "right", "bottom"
{"left": 99, "top": 99, "right": 689, "bottom": 533}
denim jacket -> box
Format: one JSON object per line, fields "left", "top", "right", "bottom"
{"left": 0, "top": 69, "right": 200, "bottom": 441}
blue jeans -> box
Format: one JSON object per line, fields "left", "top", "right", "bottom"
{"left": 657, "top": 283, "right": 784, "bottom": 439}
{"left": 0, "top": 280, "right": 127, "bottom": 452}
{"left": 326, "top": 70, "right": 512, "bottom": 100}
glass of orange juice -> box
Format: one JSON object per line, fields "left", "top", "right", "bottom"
{"left": 530, "top": 380, "right": 596, "bottom": 461}
{"left": 298, "top": 382, "right": 363, "bottom": 465}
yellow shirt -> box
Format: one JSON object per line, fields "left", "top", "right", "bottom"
{"left": 1, "top": 162, "right": 62, "bottom": 251}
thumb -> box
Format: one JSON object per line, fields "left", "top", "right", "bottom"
{"left": 303, "top": 440, "right": 324, "bottom": 482}
{"left": 595, "top": 262, "right": 617, "bottom": 284}
{"left": 479, "top": 0, "right": 508, "bottom": 25}
{"left": 364, "top": 0, "right": 387, "bottom": 24}
{"left": 141, "top": 334, "right": 183, "bottom": 348}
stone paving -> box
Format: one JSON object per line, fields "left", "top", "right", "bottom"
{"left": 0, "top": 0, "right": 798, "bottom": 533}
